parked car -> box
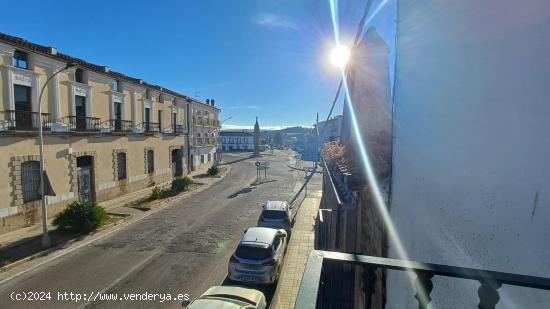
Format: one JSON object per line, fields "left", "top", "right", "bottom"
{"left": 228, "top": 227, "right": 288, "bottom": 285}
{"left": 257, "top": 201, "right": 291, "bottom": 233}
{"left": 182, "top": 285, "right": 266, "bottom": 309}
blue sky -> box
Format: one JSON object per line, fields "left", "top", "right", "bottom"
{"left": 1, "top": 0, "right": 395, "bottom": 129}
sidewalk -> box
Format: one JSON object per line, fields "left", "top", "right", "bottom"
{"left": 0, "top": 166, "right": 230, "bottom": 269}
{"left": 271, "top": 188, "right": 322, "bottom": 309}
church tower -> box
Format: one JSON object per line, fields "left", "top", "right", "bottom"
{"left": 254, "top": 117, "right": 260, "bottom": 156}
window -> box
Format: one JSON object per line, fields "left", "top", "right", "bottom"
{"left": 21, "top": 161, "right": 40, "bottom": 203}
{"left": 159, "top": 94, "right": 164, "bottom": 103}
{"left": 201, "top": 155, "right": 205, "bottom": 163}
{"left": 145, "top": 89, "right": 151, "bottom": 99}
{"left": 116, "top": 153, "right": 127, "bottom": 180}
{"left": 208, "top": 154, "right": 211, "bottom": 162}
{"left": 13, "top": 50, "right": 28, "bottom": 69}
{"left": 147, "top": 150, "right": 154, "bottom": 174}
{"left": 158, "top": 110, "right": 163, "bottom": 130}
{"left": 235, "top": 245, "right": 272, "bottom": 260}
{"left": 113, "top": 80, "right": 121, "bottom": 92}
{"left": 75, "top": 68, "right": 84, "bottom": 83}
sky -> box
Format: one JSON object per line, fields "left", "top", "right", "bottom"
{"left": 0, "top": 0, "right": 395, "bottom": 130}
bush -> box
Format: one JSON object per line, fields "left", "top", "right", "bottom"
{"left": 207, "top": 165, "right": 219, "bottom": 176}
{"left": 53, "top": 200, "right": 108, "bottom": 234}
{"left": 172, "top": 176, "right": 192, "bottom": 192}
{"left": 149, "top": 186, "right": 163, "bottom": 200}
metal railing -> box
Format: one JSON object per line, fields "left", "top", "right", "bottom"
{"left": 174, "top": 124, "right": 185, "bottom": 134}
{"left": 136, "top": 122, "right": 159, "bottom": 134}
{"left": 295, "top": 250, "right": 550, "bottom": 309}
{"left": 63, "top": 115, "right": 100, "bottom": 132}
{"left": 103, "top": 119, "right": 133, "bottom": 133}
{"left": 0, "top": 110, "right": 52, "bottom": 131}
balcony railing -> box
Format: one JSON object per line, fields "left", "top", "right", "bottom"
{"left": 0, "top": 110, "right": 52, "bottom": 131}
{"left": 295, "top": 250, "right": 550, "bottom": 309}
{"left": 174, "top": 124, "right": 185, "bottom": 134}
{"left": 103, "top": 119, "right": 133, "bottom": 133}
{"left": 63, "top": 116, "right": 100, "bottom": 132}
{"left": 137, "top": 122, "right": 159, "bottom": 134}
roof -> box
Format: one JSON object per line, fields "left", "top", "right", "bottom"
{"left": 264, "top": 201, "right": 288, "bottom": 211}
{"left": 200, "top": 286, "right": 264, "bottom": 306}
{"left": 0, "top": 32, "right": 219, "bottom": 111}
{"left": 220, "top": 131, "right": 253, "bottom": 137}
{"left": 241, "top": 227, "right": 278, "bottom": 247}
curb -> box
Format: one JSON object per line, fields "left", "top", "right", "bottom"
{"left": 0, "top": 165, "right": 231, "bottom": 275}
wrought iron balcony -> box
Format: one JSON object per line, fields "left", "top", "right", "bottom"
{"left": 103, "top": 119, "right": 133, "bottom": 133}
{"left": 295, "top": 250, "right": 550, "bottom": 309}
{"left": 174, "top": 124, "right": 185, "bottom": 134}
{"left": 63, "top": 116, "right": 100, "bottom": 132}
{"left": 0, "top": 110, "right": 52, "bottom": 131}
{"left": 135, "top": 122, "right": 160, "bottom": 134}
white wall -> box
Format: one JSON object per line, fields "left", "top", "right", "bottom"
{"left": 389, "top": 1, "right": 550, "bottom": 308}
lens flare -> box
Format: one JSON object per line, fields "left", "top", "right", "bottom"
{"left": 328, "top": 0, "right": 433, "bottom": 304}
{"left": 330, "top": 45, "right": 350, "bottom": 68}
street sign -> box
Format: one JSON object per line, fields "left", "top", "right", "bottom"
{"left": 255, "top": 161, "right": 270, "bottom": 169}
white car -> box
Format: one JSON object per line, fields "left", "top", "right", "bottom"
{"left": 182, "top": 285, "right": 266, "bottom": 309}
{"left": 228, "top": 227, "right": 288, "bottom": 285}
{"left": 257, "top": 201, "right": 292, "bottom": 234}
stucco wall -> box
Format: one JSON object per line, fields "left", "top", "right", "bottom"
{"left": 389, "top": 0, "right": 550, "bottom": 307}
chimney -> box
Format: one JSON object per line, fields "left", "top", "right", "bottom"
{"left": 206, "top": 99, "right": 210, "bottom": 105}
{"left": 102, "top": 66, "right": 110, "bottom": 73}
{"left": 211, "top": 99, "right": 215, "bottom": 106}
{"left": 48, "top": 47, "right": 58, "bottom": 55}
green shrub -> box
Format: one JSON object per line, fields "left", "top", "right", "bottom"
{"left": 53, "top": 200, "right": 108, "bottom": 234}
{"left": 207, "top": 165, "right": 219, "bottom": 176}
{"left": 172, "top": 176, "right": 193, "bottom": 192}
{"left": 150, "top": 186, "right": 163, "bottom": 200}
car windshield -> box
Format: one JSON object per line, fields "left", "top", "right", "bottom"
{"left": 236, "top": 245, "right": 272, "bottom": 260}
{"left": 262, "top": 210, "right": 286, "bottom": 220}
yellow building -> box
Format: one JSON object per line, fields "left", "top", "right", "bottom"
{"left": 0, "top": 33, "right": 219, "bottom": 234}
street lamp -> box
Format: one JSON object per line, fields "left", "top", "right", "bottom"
{"left": 38, "top": 62, "right": 76, "bottom": 248}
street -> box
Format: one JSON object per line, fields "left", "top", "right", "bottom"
{"left": 0, "top": 150, "right": 302, "bottom": 308}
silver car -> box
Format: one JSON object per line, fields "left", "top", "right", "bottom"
{"left": 257, "top": 201, "right": 291, "bottom": 233}
{"left": 228, "top": 227, "right": 288, "bottom": 285}
{"left": 182, "top": 285, "right": 266, "bottom": 309}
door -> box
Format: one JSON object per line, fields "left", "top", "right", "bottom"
{"left": 158, "top": 110, "right": 163, "bottom": 132}
{"left": 13, "top": 84, "right": 32, "bottom": 129}
{"left": 145, "top": 107, "right": 150, "bottom": 132}
{"left": 171, "top": 149, "right": 183, "bottom": 177}
{"left": 76, "top": 156, "right": 94, "bottom": 201}
{"left": 114, "top": 102, "right": 122, "bottom": 131}
{"left": 173, "top": 112, "right": 177, "bottom": 132}
{"left": 75, "top": 95, "right": 86, "bottom": 130}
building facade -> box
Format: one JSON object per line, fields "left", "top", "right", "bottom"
{"left": 220, "top": 131, "right": 254, "bottom": 151}
{"left": 0, "top": 33, "right": 218, "bottom": 234}
{"left": 188, "top": 98, "right": 220, "bottom": 171}
{"left": 314, "top": 115, "right": 342, "bottom": 144}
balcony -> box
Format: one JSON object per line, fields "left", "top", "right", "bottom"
{"left": 0, "top": 110, "right": 52, "bottom": 132}
{"left": 63, "top": 116, "right": 100, "bottom": 133}
{"left": 136, "top": 122, "right": 160, "bottom": 134}
{"left": 174, "top": 124, "right": 186, "bottom": 134}
{"left": 295, "top": 250, "right": 550, "bottom": 309}
{"left": 103, "top": 119, "right": 133, "bottom": 133}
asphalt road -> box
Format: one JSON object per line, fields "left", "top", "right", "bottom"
{"left": 0, "top": 150, "right": 302, "bottom": 309}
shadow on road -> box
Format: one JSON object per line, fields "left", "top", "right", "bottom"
{"left": 227, "top": 187, "right": 255, "bottom": 199}
{"left": 219, "top": 154, "right": 255, "bottom": 166}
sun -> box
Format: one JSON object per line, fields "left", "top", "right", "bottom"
{"left": 330, "top": 44, "right": 350, "bottom": 68}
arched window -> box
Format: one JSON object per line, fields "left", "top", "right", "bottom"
{"left": 21, "top": 161, "right": 40, "bottom": 203}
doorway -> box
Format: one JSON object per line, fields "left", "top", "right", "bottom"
{"left": 171, "top": 148, "right": 183, "bottom": 177}
{"left": 75, "top": 95, "right": 86, "bottom": 130}
{"left": 76, "top": 155, "right": 95, "bottom": 201}
{"left": 13, "top": 84, "right": 32, "bottom": 129}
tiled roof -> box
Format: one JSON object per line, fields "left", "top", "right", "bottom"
{"left": 0, "top": 32, "right": 219, "bottom": 110}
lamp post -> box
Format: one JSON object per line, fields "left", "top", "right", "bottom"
{"left": 38, "top": 62, "right": 75, "bottom": 248}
